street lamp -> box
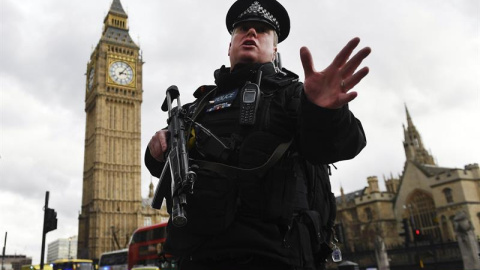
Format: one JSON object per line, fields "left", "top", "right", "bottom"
{"left": 68, "top": 238, "right": 71, "bottom": 259}
{"left": 68, "top": 236, "right": 74, "bottom": 259}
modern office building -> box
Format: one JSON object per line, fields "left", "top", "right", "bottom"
{"left": 47, "top": 236, "right": 77, "bottom": 263}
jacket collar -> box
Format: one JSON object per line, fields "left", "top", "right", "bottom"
{"left": 214, "top": 62, "right": 276, "bottom": 90}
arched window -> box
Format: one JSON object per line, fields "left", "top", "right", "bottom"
{"left": 443, "top": 188, "right": 453, "bottom": 203}
{"left": 406, "top": 190, "right": 441, "bottom": 240}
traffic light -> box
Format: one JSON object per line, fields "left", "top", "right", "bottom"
{"left": 399, "top": 218, "right": 410, "bottom": 246}
{"left": 44, "top": 207, "right": 57, "bottom": 233}
{"left": 413, "top": 228, "right": 424, "bottom": 242}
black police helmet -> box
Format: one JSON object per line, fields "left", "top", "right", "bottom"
{"left": 226, "top": 0, "right": 290, "bottom": 43}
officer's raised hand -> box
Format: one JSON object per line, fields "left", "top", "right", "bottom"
{"left": 148, "top": 130, "right": 169, "bottom": 162}
{"left": 301, "top": 37, "right": 371, "bottom": 109}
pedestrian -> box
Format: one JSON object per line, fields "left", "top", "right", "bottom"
{"left": 145, "top": 0, "right": 370, "bottom": 269}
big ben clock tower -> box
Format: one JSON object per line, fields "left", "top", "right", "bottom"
{"left": 78, "top": 0, "right": 144, "bottom": 260}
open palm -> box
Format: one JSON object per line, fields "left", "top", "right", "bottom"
{"left": 301, "top": 37, "right": 371, "bottom": 109}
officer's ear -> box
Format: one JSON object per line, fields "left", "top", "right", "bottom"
{"left": 228, "top": 42, "right": 232, "bottom": 56}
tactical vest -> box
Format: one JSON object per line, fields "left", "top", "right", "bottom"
{"left": 183, "top": 66, "right": 302, "bottom": 224}
{"left": 161, "top": 65, "right": 336, "bottom": 269}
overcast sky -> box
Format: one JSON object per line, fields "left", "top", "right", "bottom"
{"left": 1, "top": 0, "right": 479, "bottom": 264}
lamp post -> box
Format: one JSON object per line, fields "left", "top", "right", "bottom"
{"left": 68, "top": 238, "right": 71, "bottom": 259}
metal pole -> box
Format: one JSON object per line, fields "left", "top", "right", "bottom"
{"left": 1, "top": 232, "right": 7, "bottom": 270}
{"left": 40, "top": 191, "right": 49, "bottom": 270}
{"left": 68, "top": 238, "right": 71, "bottom": 259}
{"left": 408, "top": 204, "right": 421, "bottom": 269}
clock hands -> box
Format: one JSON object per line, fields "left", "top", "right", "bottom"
{"left": 119, "top": 66, "right": 128, "bottom": 75}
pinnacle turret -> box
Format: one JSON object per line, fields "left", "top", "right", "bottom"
{"left": 402, "top": 105, "right": 436, "bottom": 165}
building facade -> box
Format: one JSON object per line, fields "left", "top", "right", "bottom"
{"left": 47, "top": 236, "right": 77, "bottom": 263}
{"left": 0, "top": 255, "right": 31, "bottom": 270}
{"left": 78, "top": 0, "right": 165, "bottom": 261}
{"left": 336, "top": 106, "right": 480, "bottom": 253}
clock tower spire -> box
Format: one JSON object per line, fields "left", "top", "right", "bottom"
{"left": 103, "top": 0, "right": 129, "bottom": 33}
{"left": 79, "top": 0, "right": 144, "bottom": 260}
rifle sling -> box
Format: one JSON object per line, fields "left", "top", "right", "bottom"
{"left": 192, "top": 139, "right": 292, "bottom": 179}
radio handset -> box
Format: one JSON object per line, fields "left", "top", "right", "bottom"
{"left": 239, "top": 71, "right": 262, "bottom": 126}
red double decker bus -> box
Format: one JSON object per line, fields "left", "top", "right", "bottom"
{"left": 128, "top": 223, "right": 176, "bottom": 270}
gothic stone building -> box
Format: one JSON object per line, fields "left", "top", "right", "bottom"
{"left": 336, "top": 106, "right": 480, "bottom": 252}
{"left": 77, "top": 0, "right": 167, "bottom": 260}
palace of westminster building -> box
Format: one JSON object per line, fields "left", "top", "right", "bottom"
{"left": 77, "top": 0, "right": 480, "bottom": 261}
{"left": 336, "top": 106, "right": 479, "bottom": 252}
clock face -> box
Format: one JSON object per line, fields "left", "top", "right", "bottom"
{"left": 88, "top": 68, "right": 95, "bottom": 90}
{"left": 109, "top": 61, "right": 134, "bottom": 85}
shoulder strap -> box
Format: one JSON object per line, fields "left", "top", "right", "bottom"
{"left": 192, "top": 87, "right": 217, "bottom": 121}
{"left": 263, "top": 67, "right": 299, "bottom": 87}
{"left": 186, "top": 87, "right": 217, "bottom": 141}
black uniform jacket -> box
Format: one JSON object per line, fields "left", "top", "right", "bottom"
{"left": 145, "top": 62, "right": 366, "bottom": 264}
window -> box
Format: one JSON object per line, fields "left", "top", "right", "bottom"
{"left": 365, "top": 207, "right": 373, "bottom": 221}
{"left": 443, "top": 188, "right": 453, "bottom": 203}
{"left": 144, "top": 217, "right": 152, "bottom": 226}
{"left": 406, "top": 190, "right": 441, "bottom": 240}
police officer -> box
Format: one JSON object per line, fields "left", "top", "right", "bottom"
{"left": 146, "top": 0, "right": 370, "bottom": 269}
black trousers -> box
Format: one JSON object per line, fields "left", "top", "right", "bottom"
{"left": 178, "top": 256, "right": 294, "bottom": 270}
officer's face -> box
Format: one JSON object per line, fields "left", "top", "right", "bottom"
{"left": 229, "top": 21, "right": 277, "bottom": 69}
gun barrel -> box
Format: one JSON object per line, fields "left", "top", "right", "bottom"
{"left": 171, "top": 195, "right": 187, "bottom": 227}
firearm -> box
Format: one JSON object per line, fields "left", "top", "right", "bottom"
{"left": 152, "top": 85, "right": 197, "bottom": 227}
